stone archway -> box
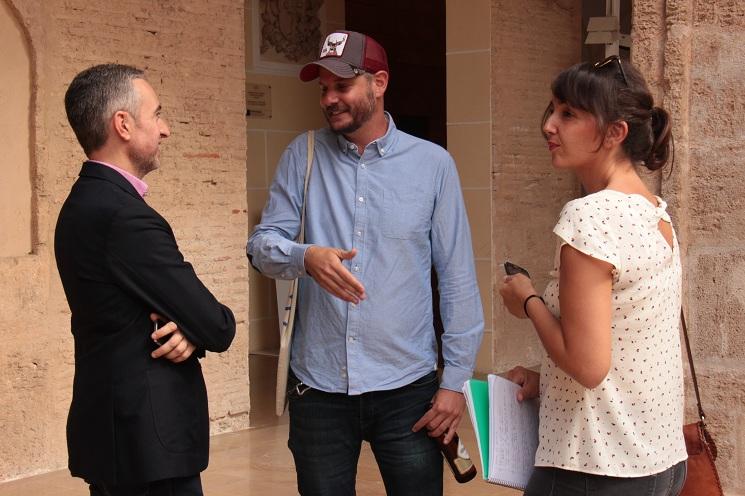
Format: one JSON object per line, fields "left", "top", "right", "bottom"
{"left": 0, "top": 0, "right": 32, "bottom": 256}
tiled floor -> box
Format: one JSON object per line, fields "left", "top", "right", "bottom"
{"left": 0, "top": 421, "right": 519, "bottom": 495}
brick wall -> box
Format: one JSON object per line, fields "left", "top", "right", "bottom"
{"left": 0, "top": 0, "right": 32, "bottom": 257}
{"left": 0, "top": 0, "right": 248, "bottom": 481}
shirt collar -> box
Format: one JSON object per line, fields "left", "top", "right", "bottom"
{"left": 335, "top": 112, "right": 397, "bottom": 158}
{"left": 89, "top": 160, "right": 149, "bottom": 197}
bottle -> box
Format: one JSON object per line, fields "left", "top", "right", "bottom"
{"left": 437, "top": 432, "right": 477, "bottom": 483}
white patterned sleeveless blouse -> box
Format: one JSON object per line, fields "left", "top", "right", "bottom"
{"left": 537, "top": 189, "right": 688, "bottom": 477}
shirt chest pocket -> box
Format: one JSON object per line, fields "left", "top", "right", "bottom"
{"left": 382, "top": 188, "right": 432, "bottom": 239}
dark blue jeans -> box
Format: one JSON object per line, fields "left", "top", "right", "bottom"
{"left": 287, "top": 370, "right": 443, "bottom": 496}
{"left": 524, "top": 461, "right": 687, "bottom": 496}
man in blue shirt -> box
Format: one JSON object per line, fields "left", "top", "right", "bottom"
{"left": 247, "top": 30, "right": 483, "bottom": 495}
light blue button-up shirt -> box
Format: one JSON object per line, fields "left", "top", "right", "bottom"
{"left": 248, "top": 115, "right": 483, "bottom": 395}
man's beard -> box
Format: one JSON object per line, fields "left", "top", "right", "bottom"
{"left": 324, "top": 87, "right": 376, "bottom": 135}
{"left": 128, "top": 148, "right": 159, "bottom": 177}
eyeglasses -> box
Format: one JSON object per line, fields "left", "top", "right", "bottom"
{"left": 593, "top": 55, "right": 628, "bottom": 86}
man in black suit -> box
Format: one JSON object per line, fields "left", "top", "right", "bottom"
{"left": 55, "top": 64, "right": 236, "bottom": 496}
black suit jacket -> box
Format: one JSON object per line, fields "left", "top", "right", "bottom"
{"left": 54, "top": 162, "right": 236, "bottom": 484}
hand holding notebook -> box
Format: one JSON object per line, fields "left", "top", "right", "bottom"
{"left": 463, "top": 374, "right": 539, "bottom": 490}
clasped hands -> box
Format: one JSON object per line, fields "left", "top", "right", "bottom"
{"left": 150, "top": 313, "right": 196, "bottom": 363}
{"left": 147, "top": 244, "right": 366, "bottom": 363}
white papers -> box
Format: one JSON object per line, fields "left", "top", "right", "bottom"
{"left": 464, "top": 374, "right": 540, "bottom": 489}
{"left": 487, "top": 374, "right": 539, "bottom": 489}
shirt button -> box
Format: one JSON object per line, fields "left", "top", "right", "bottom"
{"left": 358, "top": 196, "right": 364, "bottom": 203}
{"left": 353, "top": 265, "right": 360, "bottom": 272}
{"left": 348, "top": 337, "right": 355, "bottom": 342}
{"left": 356, "top": 230, "right": 362, "bottom": 237}
{"left": 360, "top": 163, "right": 366, "bottom": 169}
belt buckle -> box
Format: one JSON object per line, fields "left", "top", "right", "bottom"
{"left": 294, "top": 383, "right": 311, "bottom": 396}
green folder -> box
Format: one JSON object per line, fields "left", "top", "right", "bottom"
{"left": 464, "top": 379, "right": 490, "bottom": 479}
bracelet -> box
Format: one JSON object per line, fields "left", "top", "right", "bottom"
{"left": 523, "top": 294, "right": 545, "bottom": 319}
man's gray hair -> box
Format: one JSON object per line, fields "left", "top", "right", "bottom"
{"left": 64, "top": 64, "right": 145, "bottom": 156}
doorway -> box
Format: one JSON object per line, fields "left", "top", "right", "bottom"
{"left": 345, "top": 0, "right": 446, "bottom": 147}
{"left": 345, "top": 0, "right": 448, "bottom": 365}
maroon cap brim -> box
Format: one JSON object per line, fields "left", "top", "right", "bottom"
{"left": 299, "top": 58, "right": 358, "bottom": 82}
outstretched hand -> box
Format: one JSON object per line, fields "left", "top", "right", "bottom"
{"left": 150, "top": 313, "right": 197, "bottom": 363}
{"left": 304, "top": 246, "right": 366, "bottom": 303}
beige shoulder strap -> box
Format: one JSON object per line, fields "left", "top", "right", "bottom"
{"left": 298, "top": 130, "right": 314, "bottom": 243}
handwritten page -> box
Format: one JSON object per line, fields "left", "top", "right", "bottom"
{"left": 487, "top": 374, "right": 539, "bottom": 489}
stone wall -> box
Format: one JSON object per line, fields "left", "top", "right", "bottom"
{"left": 490, "top": 0, "right": 582, "bottom": 372}
{"left": 633, "top": 1, "right": 745, "bottom": 493}
{"left": 0, "top": 0, "right": 249, "bottom": 482}
{"left": 445, "top": 0, "right": 494, "bottom": 376}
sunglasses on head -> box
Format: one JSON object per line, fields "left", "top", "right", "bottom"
{"left": 593, "top": 55, "right": 628, "bottom": 86}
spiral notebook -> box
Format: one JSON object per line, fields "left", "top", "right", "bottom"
{"left": 463, "top": 374, "right": 540, "bottom": 490}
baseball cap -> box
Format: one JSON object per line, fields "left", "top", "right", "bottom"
{"left": 299, "top": 30, "right": 389, "bottom": 82}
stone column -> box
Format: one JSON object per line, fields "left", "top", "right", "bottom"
{"left": 635, "top": 1, "right": 745, "bottom": 492}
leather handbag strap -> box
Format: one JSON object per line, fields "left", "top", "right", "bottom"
{"left": 298, "top": 130, "right": 314, "bottom": 243}
{"left": 680, "top": 309, "right": 707, "bottom": 422}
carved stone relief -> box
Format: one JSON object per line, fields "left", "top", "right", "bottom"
{"left": 260, "top": 0, "right": 323, "bottom": 64}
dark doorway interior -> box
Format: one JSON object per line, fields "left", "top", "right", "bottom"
{"left": 345, "top": 0, "right": 446, "bottom": 147}
{"left": 582, "top": 0, "right": 632, "bottom": 62}
{"left": 345, "top": 1, "right": 447, "bottom": 366}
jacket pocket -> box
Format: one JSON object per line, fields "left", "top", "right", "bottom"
{"left": 146, "top": 360, "right": 208, "bottom": 453}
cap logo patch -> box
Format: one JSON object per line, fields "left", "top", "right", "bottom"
{"left": 320, "top": 33, "right": 348, "bottom": 58}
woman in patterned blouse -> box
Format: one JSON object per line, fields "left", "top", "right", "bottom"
{"left": 500, "top": 56, "right": 688, "bottom": 495}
